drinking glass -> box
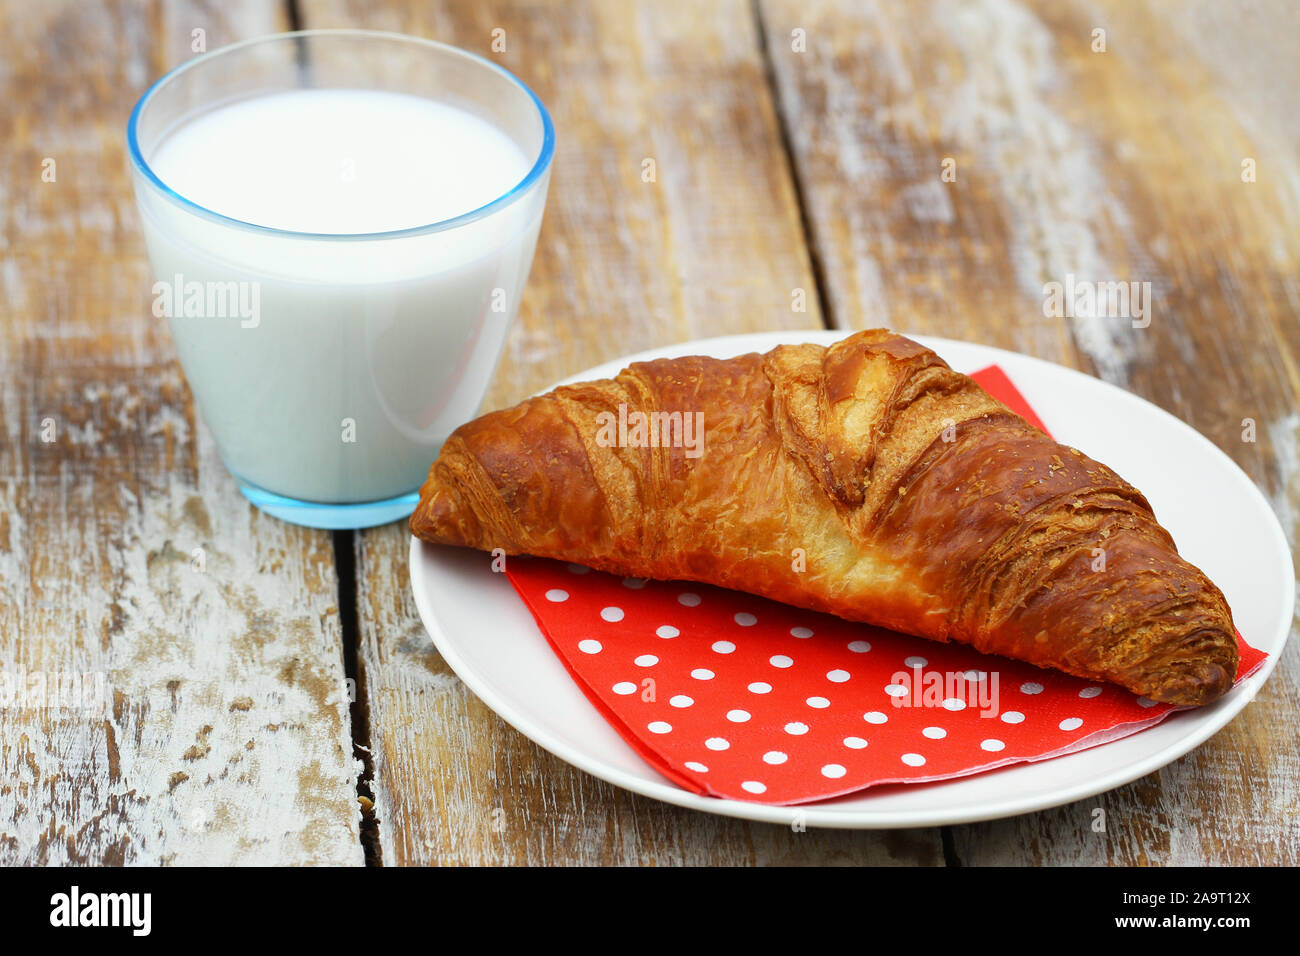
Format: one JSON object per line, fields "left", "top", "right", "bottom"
{"left": 127, "top": 30, "right": 554, "bottom": 528}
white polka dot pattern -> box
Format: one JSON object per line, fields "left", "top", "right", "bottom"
{"left": 506, "top": 550, "right": 1224, "bottom": 806}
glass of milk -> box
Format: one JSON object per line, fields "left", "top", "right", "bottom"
{"left": 127, "top": 31, "right": 554, "bottom": 528}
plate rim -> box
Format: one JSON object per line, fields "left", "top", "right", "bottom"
{"left": 409, "top": 329, "right": 1295, "bottom": 829}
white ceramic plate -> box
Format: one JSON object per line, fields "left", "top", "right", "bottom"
{"left": 410, "top": 331, "right": 1294, "bottom": 828}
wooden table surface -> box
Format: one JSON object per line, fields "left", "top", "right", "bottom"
{"left": 2, "top": 0, "right": 1296, "bottom": 865}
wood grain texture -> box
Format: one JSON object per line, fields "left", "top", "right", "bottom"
{"left": 298, "top": 0, "right": 945, "bottom": 864}
{"left": 0, "top": 0, "right": 362, "bottom": 865}
{"left": 761, "top": 0, "right": 1300, "bottom": 863}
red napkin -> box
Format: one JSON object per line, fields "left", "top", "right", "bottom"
{"left": 503, "top": 366, "right": 1267, "bottom": 805}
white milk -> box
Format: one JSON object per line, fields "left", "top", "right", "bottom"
{"left": 137, "top": 89, "right": 544, "bottom": 504}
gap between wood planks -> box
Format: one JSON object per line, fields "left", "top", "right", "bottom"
{"left": 333, "top": 530, "right": 382, "bottom": 866}
{"left": 750, "top": 0, "right": 834, "bottom": 335}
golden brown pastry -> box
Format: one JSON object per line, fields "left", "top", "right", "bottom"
{"left": 412, "top": 329, "right": 1238, "bottom": 705}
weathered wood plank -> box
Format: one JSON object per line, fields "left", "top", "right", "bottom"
{"left": 300, "top": 0, "right": 947, "bottom": 864}
{"left": 760, "top": 0, "right": 1300, "bottom": 863}
{"left": 0, "top": 0, "right": 362, "bottom": 865}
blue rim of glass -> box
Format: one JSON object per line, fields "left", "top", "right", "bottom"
{"left": 126, "top": 29, "right": 556, "bottom": 242}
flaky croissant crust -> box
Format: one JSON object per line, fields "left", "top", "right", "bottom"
{"left": 413, "top": 329, "right": 1238, "bottom": 705}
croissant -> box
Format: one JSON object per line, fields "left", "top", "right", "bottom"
{"left": 411, "top": 329, "right": 1238, "bottom": 705}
